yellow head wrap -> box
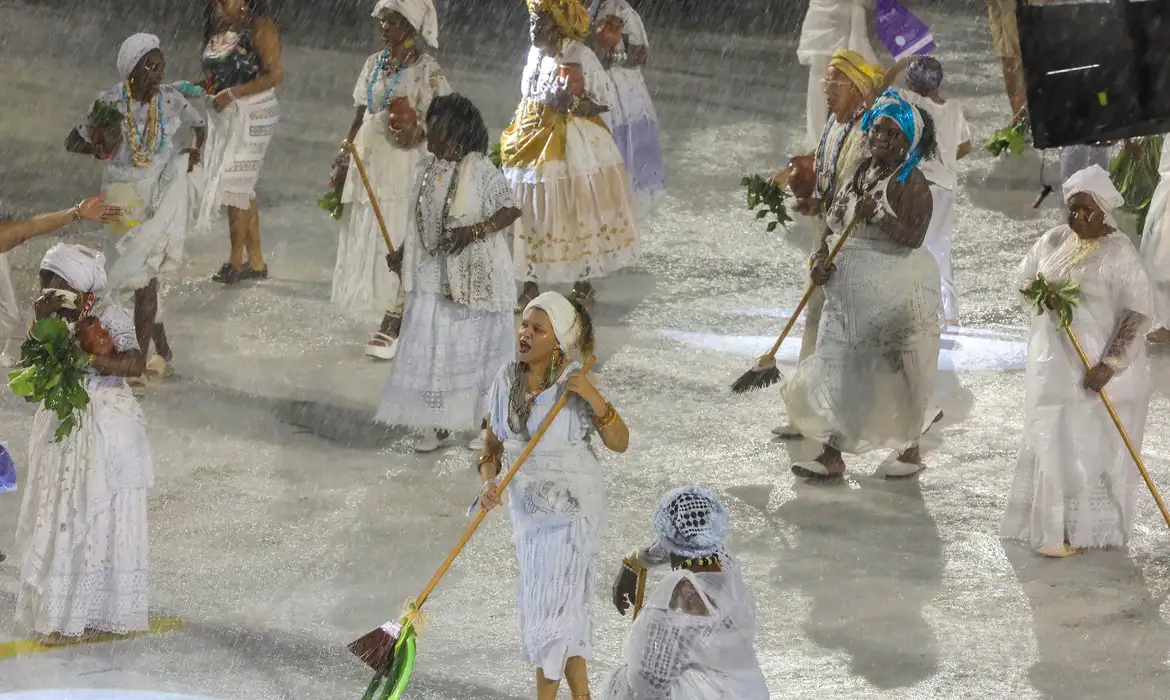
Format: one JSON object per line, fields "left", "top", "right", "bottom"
{"left": 527, "top": 0, "right": 590, "bottom": 43}
{"left": 829, "top": 49, "right": 885, "bottom": 95}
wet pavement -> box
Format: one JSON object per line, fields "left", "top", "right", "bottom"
{"left": 2, "top": 2, "right": 1170, "bottom": 698}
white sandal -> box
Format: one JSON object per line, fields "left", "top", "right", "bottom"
{"left": 365, "top": 332, "right": 397, "bottom": 361}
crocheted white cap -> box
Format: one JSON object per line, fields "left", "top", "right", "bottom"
{"left": 653, "top": 486, "right": 729, "bottom": 559}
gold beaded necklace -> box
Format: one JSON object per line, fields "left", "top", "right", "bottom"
{"left": 123, "top": 84, "right": 162, "bottom": 168}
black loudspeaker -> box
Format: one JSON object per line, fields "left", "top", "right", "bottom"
{"left": 1017, "top": 0, "right": 1170, "bottom": 149}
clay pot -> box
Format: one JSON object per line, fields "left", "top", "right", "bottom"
{"left": 787, "top": 154, "right": 816, "bottom": 200}
{"left": 77, "top": 317, "right": 115, "bottom": 357}
{"left": 596, "top": 18, "right": 624, "bottom": 51}
{"left": 386, "top": 97, "right": 418, "bottom": 132}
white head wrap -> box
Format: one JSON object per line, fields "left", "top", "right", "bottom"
{"left": 1063, "top": 164, "right": 1123, "bottom": 229}
{"left": 653, "top": 486, "right": 730, "bottom": 559}
{"left": 372, "top": 0, "right": 440, "bottom": 49}
{"left": 117, "top": 33, "right": 161, "bottom": 80}
{"left": 40, "top": 244, "right": 107, "bottom": 294}
{"left": 525, "top": 291, "right": 582, "bottom": 354}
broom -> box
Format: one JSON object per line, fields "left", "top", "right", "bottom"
{"left": 1024, "top": 274, "right": 1170, "bottom": 531}
{"left": 345, "top": 142, "right": 400, "bottom": 269}
{"left": 730, "top": 61, "right": 909, "bottom": 394}
{"left": 730, "top": 216, "right": 859, "bottom": 393}
{"left": 349, "top": 355, "right": 598, "bottom": 698}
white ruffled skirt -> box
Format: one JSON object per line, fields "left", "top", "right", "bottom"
{"left": 505, "top": 118, "right": 638, "bottom": 284}
{"left": 15, "top": 382, "right": 152, "bottom": 636}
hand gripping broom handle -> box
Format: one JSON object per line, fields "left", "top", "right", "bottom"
{"left": 413, "top": 355, "right": 598, "bottom": 610}
{"left": 345, "top": 142, "right": 397, "bottom": 257}
{"left": 1064, "top": 328, "right": 1170, "bottom": 530}
{"left": 761, "top": 217, "right": 859, "bottom": 361}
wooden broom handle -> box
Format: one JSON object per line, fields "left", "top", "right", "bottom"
{"left": 764, "top": 216, "right": 859, "bottom": 359}
{"left": 1064, "top": 328, "right": 1170, "bottom": 529}
{"left": 345, "top": 142, "right": 396, "bottom": 255}
{"left": 414, "top": 355, "right": 598, "bottom": 609}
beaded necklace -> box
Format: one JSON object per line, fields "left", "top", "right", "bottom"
{"left": 814, "top": 108, "right": 863, "bottom": 201}
{"left": 414, "top": 157, "right": 463, "bottom": 256}
{"left": 122, "top": 84, "right": 166, "bottom": 168}
{"left": 367, "top": 49, "right": 413, "bottom": 113}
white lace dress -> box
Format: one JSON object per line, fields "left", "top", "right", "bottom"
{"left": 602, "top": 556, "right": 770, "bottom": 700}
{"left": 487, "top": 361, "right": 606, "bottom": 681}
{"left": 590, "top": 0, "right": 665, "bottom": 221}
{"left": 78, "top": 84, "right": 205, "bottom": 307}
{"left": 15, "top": 301, "right": 153, "bottom": 636}
{"left": 1141, "top": 136, "right": 1170, "bottom": 327}
{"left": 1001, "top": 228, "right": 1155, "bottom": 551}
{"left": 780, "top": 172, "right": 942, "bottom": 453}
{"left": 332, "top": 53, "right": 451, "bottom": 317}
{"left": 374, "top": 153, "right": 517, "bottom": 431}
{"left": 501, "top": 41, "right": 638, "bottom": 284}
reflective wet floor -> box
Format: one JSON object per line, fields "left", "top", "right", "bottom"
{"left": 2, "top": 4, "right": 1170, "bottom": 699}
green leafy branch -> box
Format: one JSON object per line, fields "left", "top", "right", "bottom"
{"left": 742, "top": 174, "right": 793, "bottom": 233}
{"left": 1021, "top": 272, "right": 1081, "bottom": 330}
{"left": 1110, "top": 135, "right": 1164, "bottom": 235}
{"left": 489, "top": 142, "right": 502, "bottom": 168}
{"left": 7, "top": 317, "right": 92, "bottom": 442}
{"left": 985, "top": 117, "right": 1031, "bottom": 157}
{"left": 89, "top": 100, "right": 122, "bottom": 129}
{"left": 318, "top": 190, "right": 343, "bottom": 220}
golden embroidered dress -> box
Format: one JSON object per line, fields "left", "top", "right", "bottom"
{"left": 501, "top": 32, "right": 637, "bottom": 284}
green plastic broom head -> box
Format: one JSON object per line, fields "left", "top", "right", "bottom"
{"left": 358, "top": 623, "right": 417, "bottom": 700}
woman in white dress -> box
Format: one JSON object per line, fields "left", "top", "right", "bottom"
{"left": 65, "top": 33, "right": 207, "bottom": 383}
{"left": 375, "top": 94, "right": 520, "bottom": 453}
{"left": 477, "top": 291, "right": 629, "bottom": 700}
{"left": 604, "top": 486, "right": 770, "bottom": 700}
{"left": 781, "top": 91, "right": 941, "bottom": 481}
{"left": 14, "top": 244, "right": 153, "bottom": 644}
{"left": 331, "top": 0, "right": 451, "bottom": 360}
{"left": 1001, "top": 165, "right": 1155, "bottom": 558}
{"left": 797, "top": 0, "right": 878, "bottom": 150}
{"left": 502, "top": 0, "right": 638, "bottom": 309}
{"left": 588, "top": 0, "right": 666, "bottom": 221}
{"left": 902, "top": 57, "right": 971, "bottom": 326}
{"left": 1140, "top": 136, "right": 1170, "bottom": 343}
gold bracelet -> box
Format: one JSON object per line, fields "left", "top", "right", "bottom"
{"left": 622, "top": 551, "right": 646, "bottom": 573}
{"left": 594, "top": 404, "right": 619, "bottom": 430}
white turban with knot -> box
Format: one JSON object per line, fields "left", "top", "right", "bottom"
{"left": 653, "top": 486, "right": 730, "bottom": 559}
{"left": 525, "top": 291, "right": 583, "bottom": 355}
{"left": 40, "top": 243, "right": 108, "bottom": 294}
{"left": 373, "top": 0, "right": 440, "bottom": 48}
{"left": 117, "top": 33, "right": 161, "bottom": 81}
{"left": 1063, "top": 163, "right": 1124, "bottom": 230}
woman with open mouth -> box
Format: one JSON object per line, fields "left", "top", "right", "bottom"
{"left": 476, "top": 291, "right": 629, "bottom": 700}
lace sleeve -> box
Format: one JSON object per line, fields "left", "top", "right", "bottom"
{"left": 624, "top": 579, "right": 709, "bottom": 699}
{"left": 99, "top": 304, "right": 139, "bottom": 353}
{"left": 477, "top": 158, "right": 517, "bottom": 215}
{"left": 1102, "top": 310, "right": 1150, "bottom": 371}
{"left": 352, "top": 54, "right": 376, "bottom": 108}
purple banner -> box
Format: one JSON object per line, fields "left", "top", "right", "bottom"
{"left": 0, "top": 444, "right": 14, "bottom": 494}
{"left": 875, "top": 0, "right": 937, "bottom": 60}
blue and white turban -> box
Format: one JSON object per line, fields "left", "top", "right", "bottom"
{"left": 861, "top": 89, "right": 926, "bottom": 183}
{"left": 653, "top": 486, "right": 729, "bottom": 559}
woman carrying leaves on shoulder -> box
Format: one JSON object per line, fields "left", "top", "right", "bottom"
{"left": 13, "top": 244, "right": 153, "bottom": 645}
{"left": 0, "top": 196, "right": 122, "bottom": 367}
{"left": 780, "top": 90, "right": 942, "bottom": 483}
{"left": 1001, "top": 165, "right": 1155, "bottom": 558}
